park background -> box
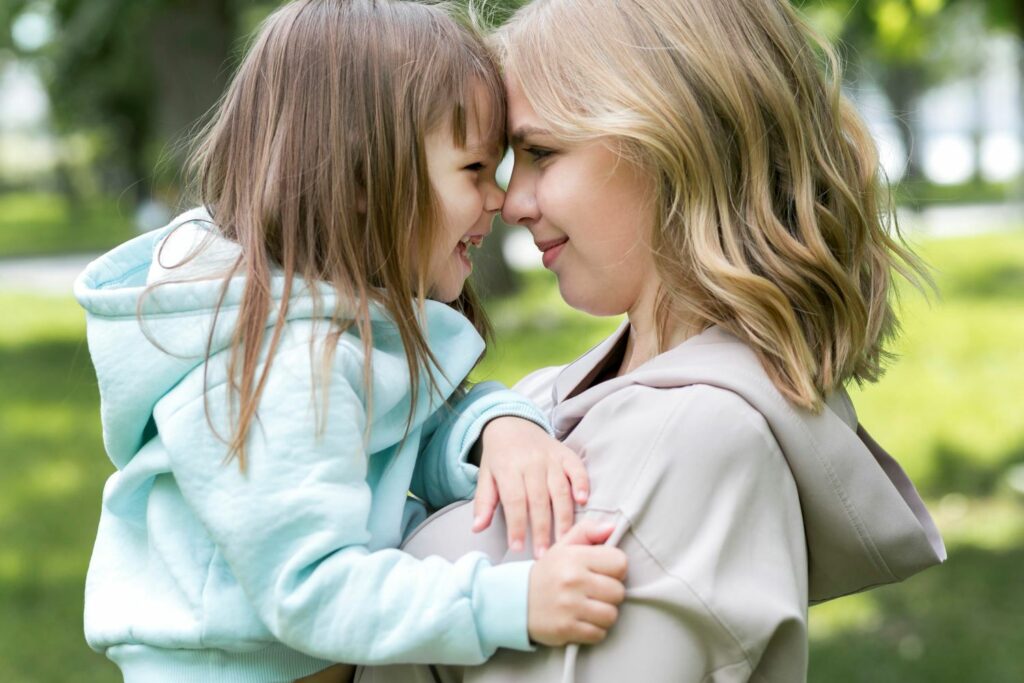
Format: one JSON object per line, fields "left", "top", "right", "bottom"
{"left": 0, "top": 0, "right": 1021, "bottom": 680}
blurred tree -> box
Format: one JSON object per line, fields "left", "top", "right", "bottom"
{"left": 802, "top": 0, "right": 966, "bottom": 187}
{"left": 0, "top": 0, "right": 276, "bottom": 203}
{"left": 805, "top": 0, "right": 1023, "bottom": 190}
{"left": 985, "top": 0, "right": 1024, "bottom": 197}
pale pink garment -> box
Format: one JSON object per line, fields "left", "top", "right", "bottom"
{"left": 356, "top": 324, "right": 945, "bottom": 682}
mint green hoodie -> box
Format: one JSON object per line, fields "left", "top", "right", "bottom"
{"left": 76, "top": 210, "right": 543, "bottom": 682}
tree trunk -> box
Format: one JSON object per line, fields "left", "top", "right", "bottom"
{"left": 1017, "top": 37, "right": 1024, "bottom": 201}
{"left": 145, "top": 0, "right": 235, "bottom": 199}
{"left": 1011, "top": 0, "right": 1024, "bottom": 201}
{"left": 881, "top": 64, "right": 927, "bottom": 209}
{"left": 970, "top": 72, "right": 985, "bottom": 187}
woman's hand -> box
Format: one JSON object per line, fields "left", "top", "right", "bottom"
{"left": 473, "top": 416, "right": 589, "bottom": 558}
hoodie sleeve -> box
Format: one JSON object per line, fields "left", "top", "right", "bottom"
{"left": 153, "top": 342, "right": 533, "bottom": 665}
{"left": 411, "top": 381, "right": 552, "bottom": 509}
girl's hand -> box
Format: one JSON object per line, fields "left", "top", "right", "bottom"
{"left": 473, "top": 416, "right": 589, "bottom": 558}
{"left": 528, "top": 521, "right": 628, "bottom": 646}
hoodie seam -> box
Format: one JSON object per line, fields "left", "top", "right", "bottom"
{"left": 626, "top": 520, "right": 756, "bottom": 672}
{"left": 84, "top": 301, "right": 338, "bottom": 321}
{"left": 94, "top": 262, "right": 151, "bottom": 289}
{"left": 701, "top": 658, "right": 754, "bottom": 682}
{"left": 614, "top": 391, "right": 758, "bottom": 670}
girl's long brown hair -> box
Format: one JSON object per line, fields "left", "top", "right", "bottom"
{"left": 495, "top": 0, "right": 931, "bottom": 411}
{"left": 161, "top": 0, "right": 504, "bottom": 467}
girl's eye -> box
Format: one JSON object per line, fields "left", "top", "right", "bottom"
{"left": 524, "top": 146, "right": 553, "bottom": 161}
{"left": 464, "top": 162, "right": 486, "bottom": 172}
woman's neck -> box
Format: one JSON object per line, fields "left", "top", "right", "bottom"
{"left": 618, "top": 284, "right": 700, "bottom": 377}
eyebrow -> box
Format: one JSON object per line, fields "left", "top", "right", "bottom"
{"left": 510, "top": 125, "right": 555, "bottom": 146}
{"left": 462, "top": 140, "right": 505, "bottom": 159}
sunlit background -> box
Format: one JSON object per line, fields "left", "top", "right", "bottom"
{"left": 0, "top": 1, "right": 1021, "bottom": 681}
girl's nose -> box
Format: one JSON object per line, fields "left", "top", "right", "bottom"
{"left": 484, "top": 182, "right": 505, "bottom": 215}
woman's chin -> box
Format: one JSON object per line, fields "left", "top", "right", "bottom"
{"left": 559, "top": 280, "right": 627, "bottom": 317}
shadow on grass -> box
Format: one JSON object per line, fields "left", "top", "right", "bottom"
{"left": 910, "top": 440, "right": 1024, "bottom": 499}
{"left": 809, "top": 541, "right": 1024, "bottom": 682}
{"left": 941, "top": 263, "right": 1024, "bottom": 302}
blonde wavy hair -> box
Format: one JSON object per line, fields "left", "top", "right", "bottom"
{"left": 494, "top": 0, "right": 929, "bottom": 411}
{"left": 159, "top": 0, "right": 504, "bottom": 467}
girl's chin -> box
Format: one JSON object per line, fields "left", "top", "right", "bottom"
{"left": 426, "top": 280, "right": 466, "bottom": 304}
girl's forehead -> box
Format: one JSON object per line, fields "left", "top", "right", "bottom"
{"left": 462, "top": 84, "right": 506, "bottom": 151}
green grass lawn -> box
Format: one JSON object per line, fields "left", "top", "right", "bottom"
{"left": 0, "top": 192, "right": 136, "bottom": 258}
{"left": 2, "top": 229, "right": 1022, "bottom": 681}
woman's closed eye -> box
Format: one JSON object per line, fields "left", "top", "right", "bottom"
{"left": 464, "top": 161, "right": 486, "bottom": 172}
{"left": 524, "top": 146, "right": 554, "bottom": 161}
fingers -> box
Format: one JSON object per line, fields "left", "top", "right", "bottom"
{"left": 548, "top": 467, "right": 575, "bottom": 541}
{"left": 525, "top": 468, "right": 553, "bottom": 557}
{"left": 580, "top": 599, "right": 619, "bottom": 631}
{"left": 561, "top": 450, "right": 590, "bottom": 506}
{"left": 472, "top": 472, "right": 499, "bottom": 532}
{"left": 527, "top": 539, "right": 629, "bottom": 647}
{"left": 587, "top": 573, "right": 627, "bottom": 606}
{"left": 583, "top": 546, "right": 629, "bottom": 580}
{"left": 494, "top": 473, "right": 528, "bottom": 552}
{"left": 559, "top": 520, "right": 616, "bottom": 547}
{"left": 565, "top": 621, "right": 608, "bottom": 645}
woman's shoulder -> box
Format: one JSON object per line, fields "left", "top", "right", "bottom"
{"left": 512, "top": 364, "right": 566, "bottom": 414}
{"left": 572, "top": 382, "right": 788, "bottom": 515}
{"left": 610, "top": 382, "right": 781, "bottom": 460}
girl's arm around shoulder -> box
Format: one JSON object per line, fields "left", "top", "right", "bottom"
{"left": 413, "top": 381, "right": 551, "bottom": 509}
{"left": 153, "top": 342, "right": 533, "bottom": 665}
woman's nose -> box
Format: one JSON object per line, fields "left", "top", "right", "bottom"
{"left": 501, "top": 163, "right": 539, "bottom": 227}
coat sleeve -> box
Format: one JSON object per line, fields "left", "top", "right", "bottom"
{"left": 411, "top": 381, "right": 552, "bottom": 510}
{"left": 153, "top": 342, "right": 534, "bottom": 665}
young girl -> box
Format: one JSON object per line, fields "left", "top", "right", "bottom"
{"left": 357, "top": 0, "right": 947, "bottom": 681}
{"left": 74, "top": 1, "right": 627, "bottom": 681}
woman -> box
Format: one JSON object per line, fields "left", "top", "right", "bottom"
{"left": 357, "top": 0, "right": 945, "bottom": 680}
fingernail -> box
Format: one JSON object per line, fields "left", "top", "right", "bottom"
{"left": 510, "top": 539, "right": 523, "bottom": 552}
{"left": 535, "top": 545, "right": 546, "bottom": 558}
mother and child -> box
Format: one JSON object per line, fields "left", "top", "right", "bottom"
{"left": 75, "top": 0, "right": 946, "bottom": 681}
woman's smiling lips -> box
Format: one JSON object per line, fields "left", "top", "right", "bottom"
{"left": 535, "top": 237, "right": 569, "bottom": 269}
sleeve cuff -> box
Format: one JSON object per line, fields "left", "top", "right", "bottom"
{"left": 434, "top": 384, "right": 553, "bottom": 501}
{"left": 454, "top": 385, "right": 554, "bottom": 459}
{"left": 472, "top": 560, "right": 536, "bottom": 654}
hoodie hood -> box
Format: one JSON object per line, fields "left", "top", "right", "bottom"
{"left": 537, "top": 322, "right": 945, "bottom": 604}
{"left": 74, "top": 209, "right": 484, "bottom": 471}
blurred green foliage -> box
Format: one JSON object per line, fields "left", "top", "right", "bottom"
{"left": 0, "top": 0, "right": 1022, "bottom": 680}
{"left": 2, "top": 0, "right": 1017, "bottom": 205}
{"left": 0, "top": 192, "right": 134, "bottom": 257}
